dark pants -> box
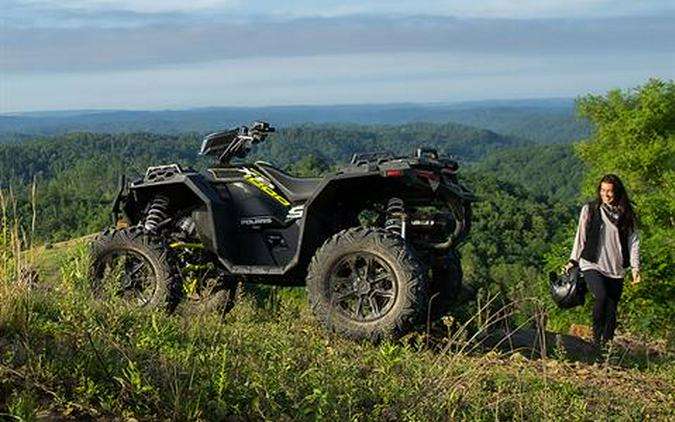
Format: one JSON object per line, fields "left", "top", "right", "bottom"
{"left": 583, "top": 270, "right": 624, "bottom": 344}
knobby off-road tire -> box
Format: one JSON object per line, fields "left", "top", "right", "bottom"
{"left": 90, "top": 227, "right": 179, "bottom": 310}
{"left": 306, "top": 227, "right": 429, "bottom": 341}
{"left": 429, "top": 249, "right": 463, "bottom": 321}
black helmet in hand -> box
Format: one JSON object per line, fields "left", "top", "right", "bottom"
{"left": 549, "top": 267, "right": 587, "bottom": 309}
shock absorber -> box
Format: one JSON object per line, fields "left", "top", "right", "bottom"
{"left": 144, "top": 195, "right": 170, "bottom": 233}
{"left": 384, "top": 197, "right": 407, "bottom": 238}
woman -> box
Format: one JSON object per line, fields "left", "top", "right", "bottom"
{"left": 565, "top": 174, "right": 640, "bottom": 347}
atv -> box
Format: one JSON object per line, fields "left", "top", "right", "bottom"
{"left": 90, "top": 121, "right": 476, "bottom": 340}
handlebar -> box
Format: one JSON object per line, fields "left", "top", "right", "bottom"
{"left": 201, "top": 121, "right": 275, "bottom": 164}
{"left": 251, "top": 121, "right": 275, "bottom": 134}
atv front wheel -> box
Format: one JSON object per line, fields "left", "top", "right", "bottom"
{"left": 306, "top": 227, "right": 428, "bottom": 341}
{"left": 90, "top": 228, "right": 178, "bottom": 310}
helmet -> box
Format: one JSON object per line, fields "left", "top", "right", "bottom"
{"left": 549, "top": 267, "right": 587, "bottom": 309}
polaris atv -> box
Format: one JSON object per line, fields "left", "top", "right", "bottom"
{"left": 91, "top": 121, "right": 476, "bottom": 340}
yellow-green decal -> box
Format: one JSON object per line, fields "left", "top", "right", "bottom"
{"left": 242, "top": 169, "right": 291, "bottom": 206}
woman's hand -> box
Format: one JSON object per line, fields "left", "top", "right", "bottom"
{"left": 563, "top": 262, "right": 575, "bottom": 273}
{"left": 631, "top": 269, "right": 641, "bottom": 285}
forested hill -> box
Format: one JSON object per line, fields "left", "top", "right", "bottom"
{"left": 472, "top": 144, "right": 586, "bottom": 203}
{"left": 0, "top": 123, "right": 579, "bottom": 240}
{"left": 0, "top": 99, "right": 590, "bottom": 145}
{"left": 254, "top": 123, "right": 526, "bottom": 168}
{"left": 0, "top": 122, "right": 523, "bottom": 185}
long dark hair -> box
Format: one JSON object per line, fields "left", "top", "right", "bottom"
{"left": 596, "top": 174, "right": 637, "bottom": 231}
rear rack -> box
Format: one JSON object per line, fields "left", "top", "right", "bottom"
{"left": 144, "top": 164, "right": 183, "bottom": 182}
{"left": 350, "top": 151, "right": 395, "bottom": 166}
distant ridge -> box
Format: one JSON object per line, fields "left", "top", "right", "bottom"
{"left": 0, "top": 98, "right": 589, "bottom": 145}
{"left": 4, "top": 98, "right": 576, "bottom": 117}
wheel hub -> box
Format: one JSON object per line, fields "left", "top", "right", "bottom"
{"left": 97, "top": 250, "right": 156, "bottom": 306}
{"left": 355, "top": 277, "right": 370, "bottom": 295}
{"left": 330, "top": 252, "right": 397, "bottom": 322}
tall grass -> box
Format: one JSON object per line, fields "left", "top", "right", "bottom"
{"left": 1, "top": 187, "right": 673, "bottom": 420}
{"left": 2, "top": 248, "right": 673, "bottom": 420}
{"left": 0, "top": 184, "right": 38, "bottom": 335}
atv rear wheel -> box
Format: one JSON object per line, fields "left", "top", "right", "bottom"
{"left": 306, "top": 227, "right": 428, "bottom": 341}
{"left": 90, "top": 227, "right": 178, "bottom": 310}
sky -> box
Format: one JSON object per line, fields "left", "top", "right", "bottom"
{"left": 1, "top": 0, "right": 673, "bottom": 112}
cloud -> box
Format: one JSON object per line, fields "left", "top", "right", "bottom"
{"left": 11, "top": 0, "right": 240, "bottom": 14}
{"left": 5, "top": 0, "right": 675, "bottom": 27}
{"left": 2, "top": 15, "right": 673, "bottom": 72}
{"left": 2, "top": 3, "right": 673, "bottom": 112}
{"left": 268, "top": 0, "right": 675, "bottom": 19}
{"left": 3, "top": 51, "right": 672, "bottom": 112}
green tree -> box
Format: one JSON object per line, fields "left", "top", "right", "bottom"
{"left": 576, "top": 78, "right": 675, "bottom": 228}
{"left": 287, "top": 154, "right": 330, "bottom": 177}
{"left": 575, "top": 78, "right": 675, "bottom": 339}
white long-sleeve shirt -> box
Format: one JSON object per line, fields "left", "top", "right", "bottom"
{"left": 570, "top": 204, "right": 640, "bottom": 278}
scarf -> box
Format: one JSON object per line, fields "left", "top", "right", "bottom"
{"left": 601, "top": 203, "right": 621, "bottom": 226}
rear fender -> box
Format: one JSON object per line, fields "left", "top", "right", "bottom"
{"left": 296, "top": 173, "right": 396, "bottom": 268}
{"left": 296, "top": 172, "right": 473, "bottom": 266}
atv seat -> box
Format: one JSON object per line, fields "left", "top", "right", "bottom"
{"left": 255, "top": 162, "right": 322, "bottom": 203}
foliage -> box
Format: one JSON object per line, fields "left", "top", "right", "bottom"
{"left": 472, "top": 144, "right": 586, "bottom": 203}
{"left": 458, "top": 172, "right": 576, "bottom": 327}
{"left": 576, "top": 78, "right": 675, "bottom": 230}
{"left": 286, "top": 154, "right": 331, "bottom": 177}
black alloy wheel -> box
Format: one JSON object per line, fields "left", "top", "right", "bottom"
{"left": 90, "top": 227, "right": 178, "bottom": 310}
{"left": 96, "top": 249, "right": 158, "bottom": 305}
{"left": 307, "top": 227, "right": 428, "bottom": 341}
{"left": 330, "top": 252, "right": 397, "bottom": 321}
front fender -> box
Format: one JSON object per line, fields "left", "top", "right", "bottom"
{"left": 113, "top": 171, "right": 229, "bottom": 257}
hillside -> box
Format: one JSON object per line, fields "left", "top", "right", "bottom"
{"left": 0, "top": 239, "right": 673, "bottom": 420}
{"left": 0, "top": 122, "right": 520, "bottom": 182}
{"left": 470, "top": 144, "right": 586, "bottom": 203}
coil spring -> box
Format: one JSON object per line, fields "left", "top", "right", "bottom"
{"left": 384, "top": 197, "right": 406, "bottom": 237}
{"left": 144, "top": 195, "right": 170, "bottom": 232}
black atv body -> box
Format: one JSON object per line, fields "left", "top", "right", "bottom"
{"left": 92, "top": 122, "right": 475, "bottom": 340}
